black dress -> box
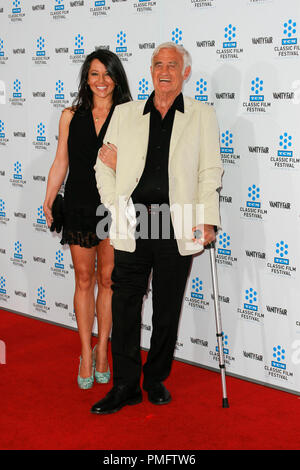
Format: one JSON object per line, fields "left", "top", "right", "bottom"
{"left": 61, "top": 106, "right": 114, "bottom": 248}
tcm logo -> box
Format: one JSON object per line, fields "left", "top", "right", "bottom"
{"left": 217, "top": 231, "right": 231, "bottom": 255}
{"left": 95, "top": 1, "right": 105, "bottom": 5}
{"left": 37, "top": 286, "right": 46, "bottom": 305}
{"left": 14, "top": 241, "right": 23, "bottom": 260}
{"left": 37, "top": 122, "right": 46, "bottom": 142}
{"left": 191, "top": 278, "right": 203, "bottom": 299}
{"left": 250, "top": 77, "right": 264, "bottom": 102}
{"left": 37, "top": 205, "right": 46, "bottom": 225}
{"left": 282, "top": 19, "right": 297, "bottom": 45}
{"left": 116, "top": 31, "right": 127, "bottom": 53}
{"left": 0, "top": 199, "right": 5, "bottom": 217}
{"left": 138, "top": 78, "right": 149, "bottom": 100}
{"left": 171, "top": 28, "right": 183, "bottom": 45}
{"left": 244, "top": 288, "right": 258, "bottom": 312}
{"left": 55, "top": 249, "right": 64, "bottom": 269}
{"left": 0, "top": 120, "right": 5, "bottom": 138}
{"left": 247, "top": 184, "right": 261, "bottom": 208}
{"left": 13, "top": 161, "right": 22, "bottom": 180}
{"left": 0, "top": 38, "right": 4, "bottom": 57}
{"left": 12, "top": 0, "right": 21, "bottom": 13}
{"left": 36, "top": 36, "right": 46, "bottom": 56}
{"left": 272, "top": 344, "right": 286, "bottom": 370}
{"left": 274, "top": 240, "right": 289, "bottom": 265}
{"left": 221, "top": 130, "right": 234, "bottom": 154}
{"left": 74, "top": 34, "right": 84, "bottom": 55}
{"left": 278, "top": 133, "right": 293, "bottom": 157}
{"left": 223, "top": 24, "right": 237, "bottom": 48}
{"left": 55, "top": 80, "right": 64, "bottom": 99}
{"left": 13, "top": 79, "right": 22, "bottom": 98}
{"left": 216, "top": 332, "right": 229, "bottom": 355}
{"left": 195, "top": 78, "right": 208, "bottom": 101}
{"left": 55, "top": 0, "right": 64, "bottom": 10}
{"left": 0, "top": 276, "right": 6, "bottom": 294}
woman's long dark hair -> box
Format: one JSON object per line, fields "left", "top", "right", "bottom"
{"left": 72, "top": 49, "right": 132, "bottom": 110}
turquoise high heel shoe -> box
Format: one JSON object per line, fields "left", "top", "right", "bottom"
{"left": 93, "top": 345, "right": 111, "bottom": 384}
{"left": 77, "top": 356, "right": 94, "bottom": 390}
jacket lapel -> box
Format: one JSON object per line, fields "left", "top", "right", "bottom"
{"left": 134, "top": 104, "right": 150, "bottom": 160}
{"left": 169, "top": 97, "right": 192, "bottom": 160}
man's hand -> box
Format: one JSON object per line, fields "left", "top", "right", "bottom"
{"left": 192, "top": 224, "right": 216, "bottom": 246}
{"left": 98, "top": 143, "right": 117, "bottom": 171}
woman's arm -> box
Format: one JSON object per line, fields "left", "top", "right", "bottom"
{"left": 43, "top": 108, "right": 73, "bottom": 227}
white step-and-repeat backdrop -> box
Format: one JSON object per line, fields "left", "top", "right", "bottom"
{"left": 1, "top": 0, "right": 300, "bottom": 394}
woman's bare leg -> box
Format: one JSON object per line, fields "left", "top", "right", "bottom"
{"left": 95, "top": 238, "right": 114, "bottom": 372}
{"left": 70, "top": 244, "right": 97, "bottom": 378}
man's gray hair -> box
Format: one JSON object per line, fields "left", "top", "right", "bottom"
{"left": 151, "top": 42, "right": 192, "bottom": 72}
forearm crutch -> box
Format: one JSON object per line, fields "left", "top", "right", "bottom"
{"left": 206, "top": 240, "right": 229, "bottom": 408}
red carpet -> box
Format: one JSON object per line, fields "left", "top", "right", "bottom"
{"left": 1, "top": 309, "right": 300, "bottom": 450}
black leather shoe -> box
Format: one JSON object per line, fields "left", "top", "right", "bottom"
{"left": 146, "top": 383, "right": 171, "bottom": 405}
{"left": 90, "top": 384, "right": 142, "bottom": 415}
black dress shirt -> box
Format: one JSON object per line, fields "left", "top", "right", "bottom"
{"left": 131, "top": 91, "right": 184, "bottom": 206}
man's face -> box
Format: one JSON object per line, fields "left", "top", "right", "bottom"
{"left": 151, "top": 47, "right": 190, "bottom": 97}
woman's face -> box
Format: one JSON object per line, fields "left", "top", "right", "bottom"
{"left": 87, "top": 58, "right": 115, "bottom": 102}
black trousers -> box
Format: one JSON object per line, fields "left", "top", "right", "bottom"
{"left": 111, "top": 237, "right": 192, "bottom": 390}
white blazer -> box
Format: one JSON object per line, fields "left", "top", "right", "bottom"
{"left": 94, "top": 96, "right": 223, "bottom": 256}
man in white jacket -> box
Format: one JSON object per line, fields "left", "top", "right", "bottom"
{"left": 92, "top": 42, "right": 223, "bottom": 415}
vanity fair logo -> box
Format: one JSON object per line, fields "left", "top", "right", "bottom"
{"left": 70, "top": 1, "right": 84, "bottom": 7}
{"left": 32, "top": 3, "right": 46, "bottom": 11}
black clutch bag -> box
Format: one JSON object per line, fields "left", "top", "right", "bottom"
{"left": 50, "top": 193, "right": 65, "bottom": 233}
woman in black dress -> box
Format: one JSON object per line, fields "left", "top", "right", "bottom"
{"left": 43, "top": 50, "right": 131, "bottom": 389}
